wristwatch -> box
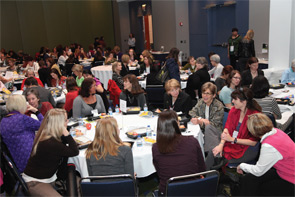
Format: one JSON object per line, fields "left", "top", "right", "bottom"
{"left": 234, "top": 138, "right": 238, "bottom": 144}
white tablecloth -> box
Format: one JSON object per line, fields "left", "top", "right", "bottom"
{"left": 91, "top": 65, "right": 112, "bottom": 88}
{"left": 68, "top": 113, "right": 203, "bottom": 179}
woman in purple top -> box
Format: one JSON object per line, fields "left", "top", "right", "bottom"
{"left": 152, "top": 110, "right": 206, "bottom": 195}
{"left": 0, "top": 95, "right": 43, "bottom": 172}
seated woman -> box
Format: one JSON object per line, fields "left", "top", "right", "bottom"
{"left": 237, "top": 113, "right": 295, "bottom": 196}
{"left": 112, "top": 62, "right": 124, "bottom": 90}
{"left": 25, "top": 88, "right": 53, "bottom": 116}
{"left": 71, "top": 64, "right": 84, "bottom": 87}
{"left": 140, "top": 56, "right": 153, "bottom": 74}
{"left": 241, "top": 57, "right": 264, "bottom": 87}
{"left": 181, "top": 56, "right": 196, "bottom": 73}
{"left": 50, "top": 68, "right": 67, "bottom": 87}
{"left": 86, "top": 117, "right": 134, "bottom": 177}
{"left": 104, "top": 51, "right": 116, "bottom": 65}
{"left": 64, "top": 77, "right": 79, "bottom": 117}
{"left": 73, "top": 78, "right": 106, "bottom": 118}
{"left": 163, "top": 79, "right": 192, "bottom": 117}
{"left": 281, "top": 58, "right": 295, "bottom": 83}
{"left": 219, "top": 70, "right": 241, "bottom": 109}
{"left": 165, "top": 47, "right": 181, "bottom": 81}
{"left": 24, "top": 56, "right": 39, "bottom": 74}
{"left": 185, "top": 57, "right": 210, "bottom": 100}
{"left": 206, "top": 88, "right": 262, "bottom": 170}
{"left": 152, "top": 110, "right": 205, "bottom": 196}
{"left": 215, "top": 65, "right": 233, "bottom": 94}
{"left": 6, "top": 58, "right": 17, "bottom": 72}
{"left": 128, "top": 48, "right": 138, "bottom": 65}
{"left": 83, "top": 69, "right": 109, "bottom": 112}
{"left": 0, "top": 95, "right": 43, "bottom": 172}
{"left": 119, "top": 74, "right": 146, "bottom": 110}
{"left": 38, "top": 59, "right": 51, "bottom": 87}
{"left": 189, "top": 82, "right": 224, "bottom": 153}
{"left": 46, "top": 57, "right": 62, "bottom": 76}
{"left": 23, "top": 109, "right": 79, "bottom": 196}
{"left": 120, "top": 54, "right": 130, "bottom": 77}
{"left": 208, "top": 54, "right": 224, "bottom": 81}
{"left": 21, "top": 69, "right": 44, "bottom": 90}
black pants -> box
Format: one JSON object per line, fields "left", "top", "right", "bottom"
{"left": 239, "top": 168, "right": 295, "bottom": 196}
{"left": 229, "top": 55, "right": 239, "bottom": 70}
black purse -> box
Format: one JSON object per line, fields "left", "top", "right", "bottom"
{"left": 155, "top": 62, "right": 170, "bottom": 83}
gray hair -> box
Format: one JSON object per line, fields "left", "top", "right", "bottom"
{"left": 195, "top": 57, "right": 208, "bottom": 69}
{"left": 210, "top": 54, "right": 220, "bottom": 63}
{"left": 291, "top": 59, "right": 295, "bottom": 68}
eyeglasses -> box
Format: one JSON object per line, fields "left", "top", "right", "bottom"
{"left": 202, "top": 92, "right": 213, "bottom": 96}
{"left": 233, "top": 77, "right": 241, "bottom": 80}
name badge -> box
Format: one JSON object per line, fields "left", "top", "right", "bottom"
{"left": 230, "top": 45, "right": 234, "bottom": 52}
{"left": 91, "top": 109, "right": 99, "bottom": 117}
{"left": 232, "top": 130, "right": 238, "bottom": 144}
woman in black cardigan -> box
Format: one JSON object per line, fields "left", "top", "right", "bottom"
{"left": 163, "top": 79, "right": 192, "bottom": 117}
{"left": 241, "top": 57, "right": 264, "bottom": 87}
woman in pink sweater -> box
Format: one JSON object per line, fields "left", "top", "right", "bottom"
{"left": 237, "top": 113, "right": 295, "bottom": 196}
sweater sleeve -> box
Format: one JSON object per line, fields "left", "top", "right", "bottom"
{"left": 53, "top": 135, "right": 79, "bottom": 157}
{"left": 137, "top": 93, "right": 146, "bottom": 110}
{"left": 24, "top": 112, "right": 43, "bottom": 132}
{"left": 123, "top": 146, "right": 134, "bottom": 177}
{"left": 73, "top": 96, "right": 82, "bottom": 118}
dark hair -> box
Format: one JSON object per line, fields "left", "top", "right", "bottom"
{"left": 245, "top": 57, "right": 258, "bottom": 70}
{"left": 83, "top": 69, "right": 94, "bottom": 77}
{"left": 232, "top": 27, "right": 238, "bottom": 32}
{"left": 25, "top": 88, "right": 40, "bottom": 104}
{"left": 150, "top": 62, "right": 161, "bottom": 74}
{"left": 66, "top": 76, "right": 78, "bottom": 92}
{"left": 231, "top": 87, "right": 262, "bottom": 112}
{"left": 24, "top": 77, "right": 38, "bottom": 86}
{"left": 50, "top": 68, "right": 61, "bottom": 79}
{"left": 226, "top": 70, "right": 241, "bottom": 88}
{"left": 251, "top": 76, "right": 270, "bottom": 98}
{"left": 167, "top": 47, "right": 180, "bottom": 63}
{"left": 38, "top": 59, "right": 46, "bottom": 68}
{"left": 221, "top": 65, "right": 234, "bottom": 76}
{"left": 46, "top": 57, "right": 55, "bottom": 67}
{"left": 156, "top": 110, "right": 181, "bottom": 153}
{"left": 24, "top": 56, "right": 33, "bottom": 62}
{"left": 79, "top": 78, "right": 95, "bottom": 97}
{"left": 123, "top": 74, "right": 144, "bottom": 95}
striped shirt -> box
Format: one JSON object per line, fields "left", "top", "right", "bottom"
{"left": 254, "top": 97, "right": 282, "bottom": 119}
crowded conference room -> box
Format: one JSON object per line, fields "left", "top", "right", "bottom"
{"left": 0, "top": 0, "right": 294, "bottom": 196}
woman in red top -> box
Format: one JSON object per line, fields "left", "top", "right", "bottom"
{"left": 50, "top": 68, "right": 66, "bottom": 87}
{"left": 206, "top": 88, "right": 262, "bottom": 170}
{"left": 25, "top": 88, "right": 53, "bottom": 116}
{"left": 64, "top": 76, "right": 79, "bottom": 117}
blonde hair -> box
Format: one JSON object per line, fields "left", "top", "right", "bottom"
{"left": 121, "top": 54, "right": 130, "bottom": 64}
{"left": 247, "top": 113, "right": 273, "bottom": 137}
{"left": 6, "top": 95, "right": 27, "bottom": 114}
{"left": 112, "top": 62, "right": 121, "bottom": 74}
{"left": 85, "top": 117, "right": 123, "bottom": 160}
{"left": 245, "top": 29, "right": 254, "bottom": 40}
{"left": 165, "top": 79, "right": 181, "bottom": 92}
{"left": 31, "top": 109, "right": 67, "bottom": 156}
{"left": 202, "top": 82, "right": 217, "bottom": 95}
{"left": 72, "top": 64, "right": 83, "bottom": 72}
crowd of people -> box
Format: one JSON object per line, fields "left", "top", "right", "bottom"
{"left": 0, "top": 30, "right": 295, "bottom": 196}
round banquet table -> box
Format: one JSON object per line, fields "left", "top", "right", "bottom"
{"left": 68, "top": 112, "right": 204, "bottom": 179}
{"left": 91, "top": 65, "right": 112, "bottom": 88}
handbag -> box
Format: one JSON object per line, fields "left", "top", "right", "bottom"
{"left": 155, "top": 62, "right": 170, "bottom": 83}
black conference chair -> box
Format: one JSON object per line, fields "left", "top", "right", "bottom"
{"left": 65, "top": 63, "right": 75, "bottom": 76}
{"left": 154, "top": 170, "right": 219, "bottom": 196}
{"left": 80, "top": 174, "right": 137, "bottom": 197}
{"left": 1, "top": 151, "right": 30, "bottom": 196}
{"left": 145, "top": 85, "right": 166, "bottom": 109}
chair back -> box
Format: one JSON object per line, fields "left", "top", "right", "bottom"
{"left": 80, "top": 174, "right": 136, "bottom": 197}
{"left": 1, "top": 151, "right": 30, "bottom": 196}
{"left": 166, "top": 170, "right": 219, "bottom": 196}
{"left": 107, "top": 79, "right": 122, "bottom": 107}
{"left": 146, "top": 85, "right": 165, "bottom": 109}
{"left": 223, "top": 111, "right": 229, "bottom": 129}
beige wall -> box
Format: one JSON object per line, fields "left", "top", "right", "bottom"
{"left": 0, "top": 1, "right": 115, "bottom": 56}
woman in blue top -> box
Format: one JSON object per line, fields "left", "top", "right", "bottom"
{"left": 281, "top": 59, "right": 295, "bottom": 84}
{"left": 165, "top": 47, "right": 180, "bottom": 82}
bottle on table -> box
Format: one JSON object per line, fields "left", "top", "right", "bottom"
{"left": 136, "top": 135, "right": 143, "bottom": 148}
{"left": 146, "top": 125, "right": 152, "bottom": 137}
{"left": 78, "top": 117, "right": 83, "bottom": 126}
{"left": 108, "top": 107, "right": 113, "bottom": 115}
{"left": 115, "top": 105, "right": 120, "bottom": 113}
{"left": 144, "top": 103, "right": 148, "bottom": 112}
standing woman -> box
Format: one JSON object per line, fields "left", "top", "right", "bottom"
{"left": 71, "top": 64, "right": 84, "bottom": 87}
{"left": 237, "top": 113, "right": 295, "bottom": 196}
{"left": 73, "top": 78, "right": 106, "bottom": 118}
{"left": 119, "top": 74, "right": 146, "bottom": 110}
{"left": 241, "top": 57, "right": 264, "bottom": 87}
{"left": 152, "top": 110, "right": 205, "bottom": 196}
{"left": 86, "top": 117, "right": 134, "bottom": 177}
{"left": 23, "top": 109, "right": 79, "bottom": 196}
{"left": 0, "top": 95, "right": 43, "bottom": 173}
{"left": 128, "top": 33, "right": 136, "bottom": 51}
{"left": 238, "top": 29, "right": 255, "bottom": 72}
{"left": 163, "top": 79, "right": 192, "bottom": 117}
{"left": 185, "top": 57, "right": 210, "bottom": 100}
{"left": 219, "top": 70, "right": 241, "bottom": 109}
{"left": 165, "top": 47, "right": 181, "bottom": 81}
{"left": 112, "top": 62, "right": 124, "bottom": 90}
